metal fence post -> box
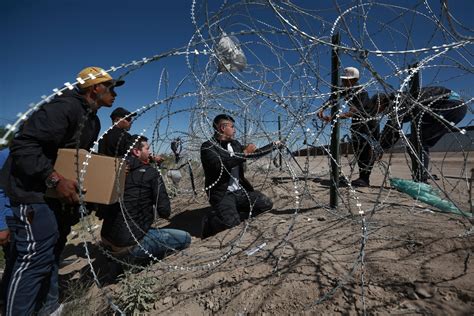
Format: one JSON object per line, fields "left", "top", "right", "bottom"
{"left": 330, "top": 33, "right": 341, "bottom": 208}
{"left": 408, "top": 62, "right": 422, "bottom": 181}
{"left": 278, "top": 115, "right": 283, "bottom": 171}
{"left": 470, "top": 168, "right": 474, "bottom": 216}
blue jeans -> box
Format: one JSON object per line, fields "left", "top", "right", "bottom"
{"left": 6, "top": 204, "right": 62, "bottom": 316}
{"left": 127, "top": 228, "right": 191, "bottom": 263}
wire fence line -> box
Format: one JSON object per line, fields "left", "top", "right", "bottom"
{"left": 1, "top": 0, "right": 473, "bottom": 313}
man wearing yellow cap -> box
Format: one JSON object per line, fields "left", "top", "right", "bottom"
{"left": 0, "top": 67, "right": 124, "bottom": 315}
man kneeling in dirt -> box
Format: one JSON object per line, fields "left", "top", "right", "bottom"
{"left": 200, "top": 114, "right": 283, "bottom": 238}
{"left": 101, "top": 136, "right": 191, "bottom": 263}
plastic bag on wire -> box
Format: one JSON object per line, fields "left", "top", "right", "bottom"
{"left": 215, "top": 31, "right": 247, "bottom": 72}
{"left": 167, "top": 169, "right": 182, "bottom": 186}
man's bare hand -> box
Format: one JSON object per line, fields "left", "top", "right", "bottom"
{"left": 317, "top": 110, "right": 331, "bottom": 122}
{"left": 317, "top": 110, "right": 324, "bottom": 119}
{"left": 151, "top": 155, "right": 164, "bottom": 165}
{"left": 0, "top": 229, "right": 10, "bottom": 246}
{"left": 56, "top": 178, "right": 80, "bottom": 204}
{"left": 244, "top": 144, "right": 257, "bottom": 155}
{"left": 273, "top": 140, "right": 285, "bottom": 149}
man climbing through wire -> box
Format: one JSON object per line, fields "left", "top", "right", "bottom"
{"left": 377, "top": 86, "right": 468, "bottom": 182}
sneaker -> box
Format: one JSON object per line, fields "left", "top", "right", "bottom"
{"left": 351, "top": 178, "right": 370, "bottom": 187}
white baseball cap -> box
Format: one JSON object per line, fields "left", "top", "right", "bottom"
{"left": 340, "top": 67, "right": 360, "bottom": 80}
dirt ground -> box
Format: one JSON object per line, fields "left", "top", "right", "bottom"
{"left": 57, "top": 152, "right": 473, "bottom": 315}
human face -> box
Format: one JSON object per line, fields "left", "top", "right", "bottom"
{"left": 134, "top": 141, "right": 151, "bottom": 163}
{"left": 95, "top": 82, "right": 117, "bottom": 108}
{"left": 116, "top": 116, "right": 132, "bottom": 130}
{"left": 342, "top": 78, "right": 358, "bottom": 88}
{"left": 218, "top": 120, "right": 235, "bottom": 140}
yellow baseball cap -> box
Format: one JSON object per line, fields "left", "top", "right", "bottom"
{"left": 76, "top": 66, "right": 125, "bottom": 89}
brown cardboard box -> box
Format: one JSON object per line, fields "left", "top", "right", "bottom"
{"left": 46, "top": 149, "right": 126, "bottom": 204}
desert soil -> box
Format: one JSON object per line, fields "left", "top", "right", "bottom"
{"left": 57, "top": 151, "right": 473, "bottom": 315}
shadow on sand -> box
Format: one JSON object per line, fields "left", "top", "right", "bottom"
{"left": 162, "top": 206, "right": 212, "bottom": 238}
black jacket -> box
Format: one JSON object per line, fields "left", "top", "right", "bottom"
{"left": 389, "top": 87, "right": 463, "bottom": 122}
{"left": 380, "top": 86, "right": 465, "bottom": 149}
{"left": 323, "top": 87, "right": 376, "bottom": 132}
{"left": 200, "top": 137, "right": 276, "bottom": 206}
{"left": 1, "top": 89, "right": 100, "bottom": 204}
{"left": 98, "top": 126, "right": 135, "bottom": 157}
{"left": 101, "top": 156, "right": 171, "bottom": 247}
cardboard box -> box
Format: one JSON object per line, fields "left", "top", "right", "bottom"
{"left": 46, "top": 149, "right": 126, "bottom": 205}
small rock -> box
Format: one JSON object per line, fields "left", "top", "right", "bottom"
{"left": 439, "top": 289, "right": 451, "bottom": 301}
{"left": 206, "top": 300, "right": 214, "bottom": 310}
{"left": 406, "top": 288, "right": 419, "bottom": 300}
{"left": 163, "top": 296, "right": 172, "bottom": 304}
{"left": 415, "top": 283, "right": 435, "bottom": 298}
{"left": 400, "top": 299, "right": 416, "bottom": 309}
{"left": 177, "top": 280, "right": 193, "bottom": 292}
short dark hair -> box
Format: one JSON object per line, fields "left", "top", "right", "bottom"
{"left": 132, "top": 135, "right": 148, "bottom": 150}
{"left": 77, "top": 85, "right": 92, "bottom": 95}
{"left": 213, "top": 114, "right": 235, "bottom": 131}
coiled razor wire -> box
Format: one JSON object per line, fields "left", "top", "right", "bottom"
{"left": 2, "top": 1, "right": 473, "bottom": 314}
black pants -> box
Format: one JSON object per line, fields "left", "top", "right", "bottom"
{"left": 351, "top": 124, "right": 380, "bottom": 182}
{"left": 202, "top": 190, "right": 273, "bottom": 238}
{"left": 411, "top": 100, "right": 467, "bottom": 181}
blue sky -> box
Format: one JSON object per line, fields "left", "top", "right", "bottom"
{"left": 1, "top": 0, "right": 472, "bottom": 151}
{"left": 1, "top": 1, "right": 193, "bottom": 128}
